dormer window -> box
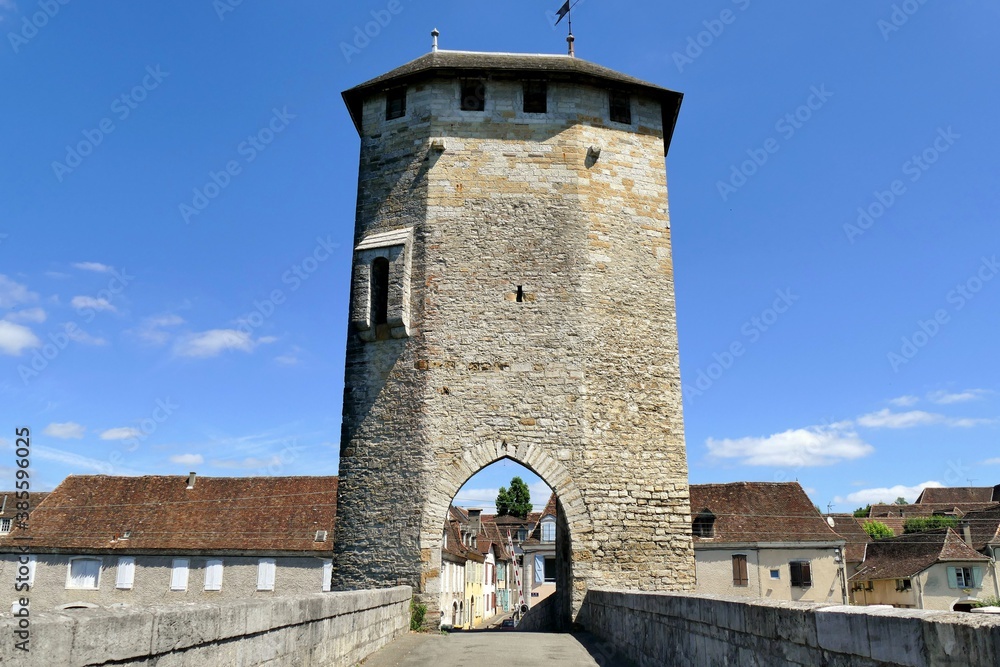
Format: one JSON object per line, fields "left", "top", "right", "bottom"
{"left": 541, "top": 517, "right": 555, "bottom": 543}
{"left": 517, "top": 528, "right": 527, "bottom": 542}
{"left": 692, "top": 510, "right": 715, "bottom": 538}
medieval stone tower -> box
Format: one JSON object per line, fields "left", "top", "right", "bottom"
{"left": 334, "top": 37, "right": 694, "bottom": 625}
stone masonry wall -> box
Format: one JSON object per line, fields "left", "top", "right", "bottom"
{"left": 0, "top": 586, "right": 411, "bottom": 667}
{"left": 334, "top": 72, "right": 694, "bottom": 623}
{"left": 581, "top": 589, "right": 1000, "bottom": 667}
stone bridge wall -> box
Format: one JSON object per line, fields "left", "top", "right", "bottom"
{"left": 0, "top": 586, "right": 411, "bottom": 667}
{"left": 581, "top": 589, "right": 1000, "bottom": 667}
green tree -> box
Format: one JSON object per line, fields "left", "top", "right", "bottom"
{"left": 496, "top": 476, "right": 532, "bottom": 518}
{"left": 863, "top": 521, "right": 894, "bottom": 539}
{"left": 853, "top": 504, "right": 872, "bottom": 518}
{"left": 903, "top": 515, "right": 957, "bottom": 533}
{"left": 894, "top": 496, "right": 908, "bottom": 505}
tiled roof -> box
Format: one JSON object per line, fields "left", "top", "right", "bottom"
{"left": 962, "top": 505, "right": 1000, "bottom": 552}
{"left": 689, "top": 482, "right": 843, "bottom": 545}
{"left": 0, "top": 492, "right": 50, "bottom": 518}
{"left": 342, "top": 50, "right": 684, "bottom": 154}
{"left": 851, "top": 528, "right": 989, "bottom": 581}
{"left": 915, "top": 486, "right": 999, "bottom": 504}
{"left": 826, "top": 514, "right": 873, "bottom": 564}
{"left": 868, "top": 502, "right": 997, "bottom": 519}
{"left": 0, "top": 475, "right": 337, "bottom": 553}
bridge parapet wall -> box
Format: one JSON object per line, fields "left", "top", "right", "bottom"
{"left": 582, "top": 589, "right": 1000, "bottom": 667}
{"left": 0, "top": 586, "right": 411, "bottom": 667}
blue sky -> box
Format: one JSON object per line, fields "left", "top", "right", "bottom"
{"left": 1, "top": 1, "right": 997, "bottom": 513}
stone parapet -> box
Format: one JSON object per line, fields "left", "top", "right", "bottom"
{"left": 582, "top": 589, "right": 1000, "bottom": 667}
{"left": 0, "top": 586, "right": 411, "bottom": 667}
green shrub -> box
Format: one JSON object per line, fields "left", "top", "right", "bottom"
{"left": 863, "top": 520, "right": 894, "bottom": 539}
{"left": 853, "top": 504, "right": 872, "bottom": 518}
{"left": 973, "top": 596, "right": 1000, "bottom": 608}
{"left": 902, "top": 516, "right": 957, "bottom": 533}
{"left": 410, "top": 599, "right": 427, "bottom": 631}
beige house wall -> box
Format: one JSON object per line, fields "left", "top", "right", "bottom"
{"left": 1, "top": 553, "right": 330, "bottom": 612}
{"left": 694, "top": 546, "right": 846, "bottom": 604}
{"left": 854, "top": 560, "right": 997, "bottom": 611}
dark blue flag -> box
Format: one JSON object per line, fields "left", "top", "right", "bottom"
{"left": 555, "top": 1, "right": 571, "bottom": 25}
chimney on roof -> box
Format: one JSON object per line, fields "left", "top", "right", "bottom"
{"left": 961, "top": 522, "right": 973, "bottom": 547}
{"left": 186, "top": 472, "right": 196, "bottom": 489}
{"left": 431, "top": 28, "right": 439, "bottom": 52}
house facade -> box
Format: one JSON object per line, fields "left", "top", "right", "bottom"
{"left": 0, "top": 474, "right": 337, "bottom": 612}
{"left": 521, "top": 494, "right": 558, "bottom": 608}
{"left": 850, "top": 528, "right": 995, "bottom": 611}
{"left": 690, "top": 482, "right": 848, "bottom": 604}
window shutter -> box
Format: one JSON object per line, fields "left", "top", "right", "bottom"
{"left": 322, "top": 559, "right": 332, "bottom": 592}
{"left": 946, "top": 567, "right": 959, "bottom": 589}
{"left": 534, "top": 555, "right": 544, "bottom": 584}
{"left": 801, "top": 562, "right": 812, "bottom": 587}
{"left": 204, "top": 560, "right": 223, "bottom": 591}
{"left": 171, "top": 559, "right": 189, "bottom": 591}
{"left": 257, "top": 559, "right": 276, "bottom": 591}
{"left": 790, "top": 562, "right": 802, "bottom": 587}
{"left": 116, "top": 557, "right": 135, "bottom": 590}
{"left": 972, "top": 567, "right": 983, "bottom": 588}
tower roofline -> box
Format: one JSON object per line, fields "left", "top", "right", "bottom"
{"left": 342, "top": 49, "right": 683, "bottom": 155}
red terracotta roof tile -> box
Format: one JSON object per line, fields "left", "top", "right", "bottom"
{"left": 0, "top": 475, "right": 336, "bottom": 553}
{"left": 851, "top": 528, "right": 988, "bottom": 581}
{"left": 689, "top": 482, "right": 842, "bottom": 545}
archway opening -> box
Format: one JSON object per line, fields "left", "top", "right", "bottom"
{"left": 438, "top": 458, "right": 570, "bottom": 632}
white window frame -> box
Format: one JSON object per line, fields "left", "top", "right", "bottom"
{"left": 170, "top": 559, "right": 190, "bottom": 591}
{"left": 115, "top": 556, "right": 136, "bottom": 590}
{"left": 203, "top": 559, "right": 223, "bottom": 591}
{"left": 322, "top": 559, "right": 332, "bottom": 592}
{"left": 541, "top": 517, "right": 556, "bottom": 543}
{"left": 66, "top": 557, "right": 102, "bottom": 590}
{"left": 257, "top": 558, "right": 276, "bottom": 591}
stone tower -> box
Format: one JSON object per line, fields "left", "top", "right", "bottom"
{"left": 334, "top": 42, "right": 693, "bottom": 625}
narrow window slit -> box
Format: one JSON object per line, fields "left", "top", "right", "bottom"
{"left": 516, "top": 286, "right": 524, "bottom": 303}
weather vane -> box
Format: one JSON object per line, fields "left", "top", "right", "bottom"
{"left": 554, "top": 0, "right": 583, "bottom": 57}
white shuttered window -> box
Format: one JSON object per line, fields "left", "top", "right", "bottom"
{"left": 116, "top": 557, "right": 135, "bottom": 589}
{"left": 170, "top": 559, "right": 190, "bottom": 591}
{"left": 257, "top": 559, "right": 276, "bottom": 591}
{"left": 322, "top": 559, "right": 332, "bottom": 592}
{"left": 67, "top": 558, "right": 101, "bottom": 590}
{"left": 204, "top": 560, "right": 223, "bottom": 591}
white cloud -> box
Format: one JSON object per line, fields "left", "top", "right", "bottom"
{"left": 100, "top": 427, "right": 142, "bottom": 441}
{"left": 889, "top": 395, "right": 919, "bottom": 407}
{"left": 170, "top": 453, "right": 204, "bottom": 465}
{"left": 65, "top": 325, "right": 107, "bottom": 346}
{"left": 857, "top": 409, "right": 992, "bottom": 429}
{"left": 174, "top": 329, "right": 263, "bottom": 358}
{"left": 983, "top": 458, "right": 1000, "bottom": 465}
{"left": 133, "top": 314, "right": 184, "bottom": 345}
{"left": 71, "top": 296, "right": 117, "bottom": 313}
{"left": 27, "top": 444, "right": 145, "bottom": 476}
{"left": 43, "top": 422, "right": 85, "bottom": 439}
{"left": 857, "top": 409, "right": 943, "bottom": 429}
{"left": 0, "top": 275, "right": 38, "bottom": 308}
{"left": 706, "top": 425, "right": 874, "bottom": 467}
{"left": 5, "top": 307, "right": 46, "bottom": 324}
{"left": 72, "top": 262, "right": 113, "bottom": 273}
{"left": 834, "top": 481, "right": 943, "bottom": 507}
{"left": 0, "top": 320, "right": 41, "bottom": 356}
{"left": 258, "top": 336, "right": 278, "bottom": 344}
{"left": 928, "top": 389, "right": 988, "bottom": 405}
{"left": 274, "top": 354, "right": 300, "bottom": 365}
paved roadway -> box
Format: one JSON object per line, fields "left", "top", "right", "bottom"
{"left": 358, "top": 631, "right": 638, "bottom": 666}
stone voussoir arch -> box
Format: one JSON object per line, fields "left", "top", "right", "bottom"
{"left": 425, "top": 440, "right": 593, "bottom": 547}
